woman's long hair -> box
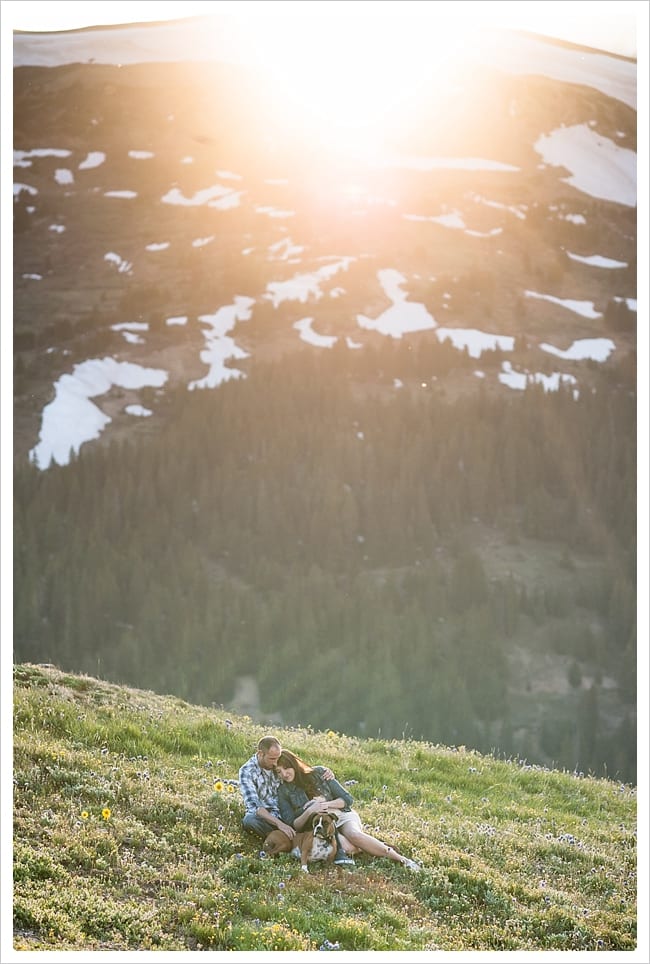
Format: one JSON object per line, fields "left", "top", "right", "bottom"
{"left": 276, "top": 750, "right": 318, "bottom": 797}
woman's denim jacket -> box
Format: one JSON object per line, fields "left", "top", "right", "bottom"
{"left": 278, "top": 766, "right": 354, "bottom": 828}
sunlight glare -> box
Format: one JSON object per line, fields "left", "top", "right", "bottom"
{"left": 216, "top": 7, "right": 486, "bottom": 160}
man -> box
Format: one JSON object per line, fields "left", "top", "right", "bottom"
{"left": 238, "top": 735, "right": 354, "bottom": 865}
{"left": 239, "top": 735, "right": 291, "bottom": 841}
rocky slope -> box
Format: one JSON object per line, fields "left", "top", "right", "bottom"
{"left": 13, "top": 30, "right": 637, "bottom": 465}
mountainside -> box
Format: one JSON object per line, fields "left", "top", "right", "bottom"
{"left": 13, "top": 35, "right": 637, "bottom": 465}
{"left": 11, "top": 664, "right": 638, "bottom": 953}
{"left": 12, "top": 25, "right": 637, "bottom": 784}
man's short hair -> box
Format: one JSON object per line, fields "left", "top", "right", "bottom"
{"left": 257, "top": 736, "right": 281, "bottom": 753}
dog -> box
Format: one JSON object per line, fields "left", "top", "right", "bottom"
{"left": 263, "top": 812, "right": 338, "bottom": 872}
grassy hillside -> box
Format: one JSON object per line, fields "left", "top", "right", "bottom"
{"left": 12, "top": 663, "right": 637, "bottom": 952}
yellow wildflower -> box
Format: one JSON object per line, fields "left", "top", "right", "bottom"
{"left": 102, "top": 807, "right": 111, "bottom": 820}
{"left": 227, "top": 783, "right": 236, "bottom": 793}
{"left": 81, "top": 811, "right": 89, "bottom": 820}
{"left": 214, "top": 781, "right": 224, "bottom": 792}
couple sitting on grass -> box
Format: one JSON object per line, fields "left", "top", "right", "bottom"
{"left": 238, "top": 735, "right": 421, "bottom": 872}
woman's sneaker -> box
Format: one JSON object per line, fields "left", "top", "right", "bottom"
{"left": 402, "top": 858, "right": 421, "bottom": 872}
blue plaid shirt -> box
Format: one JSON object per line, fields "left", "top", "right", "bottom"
{"left": 238, "top": 753, "right": 282, "bottom": 817}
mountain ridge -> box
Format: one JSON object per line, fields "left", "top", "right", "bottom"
{"left": 12, "top": 15, "right": 638, "bottom": 67}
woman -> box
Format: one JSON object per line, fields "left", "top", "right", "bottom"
{"left": 276, "top": 749, "right": 421, "bottom": 871}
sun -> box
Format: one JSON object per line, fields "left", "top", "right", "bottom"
{"left": 214, "top": 3, "right": 488, "bottom": 161}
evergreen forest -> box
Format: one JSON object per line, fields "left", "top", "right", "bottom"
{"left": 13, "top": 341, "right": 637, "bottom": 783}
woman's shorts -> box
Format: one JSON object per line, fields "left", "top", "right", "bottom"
{"left": 333, "top": 809, "right": 363, "bottom": 833}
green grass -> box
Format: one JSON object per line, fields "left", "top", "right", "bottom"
{"left": 12, "top": 662, "right": 637, "bottom": 952}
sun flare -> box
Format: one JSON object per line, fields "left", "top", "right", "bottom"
{"left": 214, "top": 7, "right": 488, "bottom": 160}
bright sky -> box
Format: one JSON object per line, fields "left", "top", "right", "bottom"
{"left": 4, "top": 0, "right": 642, "bottom": 59}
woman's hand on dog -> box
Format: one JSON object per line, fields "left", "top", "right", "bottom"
{"left": 303, "top": 797, "right": 336, "bottom": 816}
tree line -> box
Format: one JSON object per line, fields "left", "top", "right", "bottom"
{"left": 13, "top": 343, "right": 637, "bottom": 782}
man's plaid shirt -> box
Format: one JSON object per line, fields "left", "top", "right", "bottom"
{"left": 238, "top": 753, "right": 282, "bottom": 816}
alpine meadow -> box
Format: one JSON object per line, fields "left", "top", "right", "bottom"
{"left": 12, "top": 663, "right": 637, "bottom": 952}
